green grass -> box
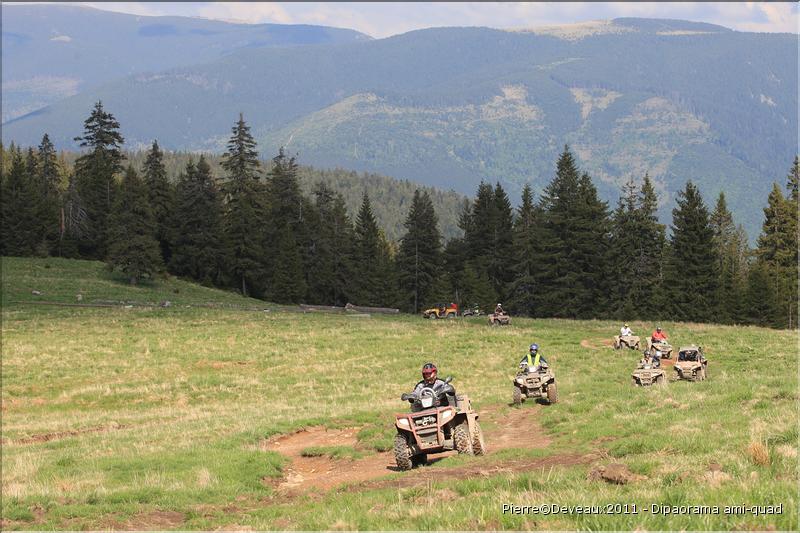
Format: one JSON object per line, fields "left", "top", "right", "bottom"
{"left": 2, "top": 257, "right": 798, "bottom": 530}
{"left": 300, "top": 446, "right": 366, "bottom": 460}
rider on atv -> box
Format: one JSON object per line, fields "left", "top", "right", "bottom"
{"left": 404, "top": 363, "right": 456, "bottom": 410}
{"left": 651, "top": 326, "right": 668, "bottom": 343}
{"left": 495, "top": 303, "right": 505, "bottom": 315}
{"left": 519, "top": 344, "right": 548, "bottom": 373}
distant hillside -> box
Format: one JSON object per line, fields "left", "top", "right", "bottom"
{"left": 1, "top": 256, "right": 265, "bottom": 308}
{"left": 54, "top": 150, "right": 468, "bottom": 242}
{"left": 1, "top": 4, "right": 370, "bottom": 121}
{"left": 3, "top": 15, "right": 796, "bottom": 238}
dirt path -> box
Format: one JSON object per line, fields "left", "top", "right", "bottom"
{"left": 262, "top": 403, "right": 556, "bottom": 494}
{"left": 580, "top": 338, "right": 614, "bottom": 350}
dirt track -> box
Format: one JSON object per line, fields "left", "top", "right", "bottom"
{"left": 262, "top": 404, "right": 564, "bottom": 494}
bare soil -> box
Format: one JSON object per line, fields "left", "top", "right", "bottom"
{"left": 262, "top": 403, "right": 563, "bottom": 494}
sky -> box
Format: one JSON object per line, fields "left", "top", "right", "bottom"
{"left": 21, "top": 2, "right": 800, "bottom": 38}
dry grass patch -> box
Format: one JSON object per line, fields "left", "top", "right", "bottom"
{"left": 746, "top": 441, "right": 770, "bottom": 466}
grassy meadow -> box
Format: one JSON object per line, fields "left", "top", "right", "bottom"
{"left": 1, "top": 257, "right": 798, "bottom": 530}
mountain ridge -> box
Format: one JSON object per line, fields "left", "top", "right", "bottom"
{"left": 2, "top": 10, "right": 796, "bottom": 239}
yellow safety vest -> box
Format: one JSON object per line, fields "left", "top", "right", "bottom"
{"left": 525, "top": 352, "right": 541, "bottom": 367}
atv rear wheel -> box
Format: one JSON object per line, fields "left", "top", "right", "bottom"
{"left": 428, "top": 313, "right": 437, "bottom": 320}
{"left": 547, "top": 383, "right": 559, "bottom": 404}
{"left": 471, "top": 421, "right": 487, "bottom": 455}
{"left": 454, "top": 423, "right": 473, "bottom": 455}
{"left": 512, "top": 385, "right": 522, "bottom": 405}
{"left": 393, "top": 433, "right": 413, "bottom": 471}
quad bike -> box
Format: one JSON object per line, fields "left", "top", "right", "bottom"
{"left": 613, "top": 335, "right": 641, "bottom": 350}
{"left": 461, "top": 305, "right": 484, "bottom": 317}
{"left": 488, "top": 312, "right": 511, "bottom": 326}
{"left": 647, "top": 338, "right": 673, "bottom": 359}
{"left": 423, "top": 302, "right": 458, "bottom": 319}
{"left": 631, "top": 351, "right": 666, "bottom": 386}
{"left": 673, "top": 346, "right": 708, "bottom": 382}
{"left": 394, "top": 377, "right": 486, "bottom": 470}
{"left": 512, "top": 363, "right": 558, "bottom": 405}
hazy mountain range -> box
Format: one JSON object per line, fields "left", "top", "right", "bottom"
{"left": 3, "top": 5, "right": 797, "bottom": 238}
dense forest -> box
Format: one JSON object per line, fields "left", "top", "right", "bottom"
{"left": 2, "top": 101, "right": 797, "bottom": 328}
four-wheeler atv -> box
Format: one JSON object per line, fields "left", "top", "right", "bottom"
{"left": 673, "top": 346, "right": 708, "bottom": 382}
{"left": 631, "top": 352, "right": 666, "bottom": 386}
{"left": 647, "top": 338, "right": 674, "bottom": 359}
{"left": 423, "top": 302, "right": 459, "bottom": 319}
{"left": 512, "top": 362, "right": 558, "bottom": 405}
{"left": 488, "top": 312, "right": 511, "bottom": 326}
{"left": 613, "top": 335, "right": 641, "bottom": 350}
{"left": 461, "top": 305, "right": 484, "bottom": 317}
{"left": 394, "top": 377, "right": 486, "bottom": 470}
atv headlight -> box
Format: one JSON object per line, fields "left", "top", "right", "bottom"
{"left": 397, "top": 418, "right": 410, "bottom": 428}
{"left": 441, "top": 408, "right": 454, "bottom": 420}
{"left": 515, "top": 377, "right": 524, "bottom": 384}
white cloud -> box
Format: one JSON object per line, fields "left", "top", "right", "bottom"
{"left": 195, "top": 2, "right": 293, "bottom": 24}
{"left": 21, "top": 2, "right": 797, "bottom": 37}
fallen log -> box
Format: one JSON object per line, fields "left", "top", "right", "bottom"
{"left": 345, "top": 302, "right": 399, "bottom": 314}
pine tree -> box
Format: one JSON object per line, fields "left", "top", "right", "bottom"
{"left": 305, "top": 183, "right": 338, "bottom": 304}
{"left": 142, "top": 140, "right": 175, "bottom": 264}
{"left": 463, "top": 181, "right": 495, "bottom": 271}
{"left": 397, "top": 189, "right": 442, "bottom": 312}
{"left": 531, "top": 146, "right": 610, "bottom": 318}
{"left": 74, "top": 101, "right": 125, "bottom": 258}
{"left": 106, "top": 166, "right": 163, "bottom": 284}
{"left": 634, "top": 175, "right": 667, "bottom": 312}
{"left": 352, "top": 192, "right": 391, "bottom": 306}
{"left": 710, "top": 192, "right": 749, "bottom": 323}
{"left": 663, "top": 181, "right": 718, "bottom": 322}
{"left": 744, "top": 264, "right": 778, "bottom": 327}
{"left": 489, "top": 183, "right": 515, "bottom": 299}
{"left": 270, "top": 225, "right": 307, "bottom": 303}
{"left": 1, "top": 148, "right": 40, "bottom": 256}
{"left": 460, "top": 263, "right": 496, "bottom": 312}
{"left": 608, "top": 179, "right": 640, "bottom": 317}
{"left": 571, "top": 172, "right": 611, "bottom": 317}
{"left": 755, "top": 175, "right": 797, "bottom": 328}
{"left": 220, "top": 113, "right": 267, "bottom": 297}
{"left": 507, "top": 184, "right": 538, "bottom": 314}
{"left": 60, "top": 174, "right": 89, "bottom": 258}
{"left": 169, "top": 157, "right": 226, "bottom": 286}
{"left": 37, "top": 134, "right": 62, "bottom": 255}
{"left": 329, "top": 192, "right": 356, "bottom": 305}
{"left": 265, "top": 148, "right": 309, "bottom": 302}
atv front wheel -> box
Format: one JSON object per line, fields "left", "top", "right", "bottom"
{"left": 512, "top": 385, "right": 522, "bottom": 405}
{"left": 411, "top": 453, "right": 427, "bottom": 467}
{"left": 547, "top": 383, "right": 559, "bottom": 404}
{"left": 471, "top": 421, "right": 487, "bottom": 456}
{"left": 656, "top": 375, "right": 666, "bottom": 386}
{"left": 393, "top": 433, "right": 413, "bottom": 471}
{"left": 454, "top": 423, "right": 473, "bottom": 455}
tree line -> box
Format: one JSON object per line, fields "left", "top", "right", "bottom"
{"left": 2, "top": 101, "right": 797, "bottom": 328}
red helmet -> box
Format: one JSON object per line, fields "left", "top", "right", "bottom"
{"left": 422, "top": 363, "right": 437, "bottom": 382}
